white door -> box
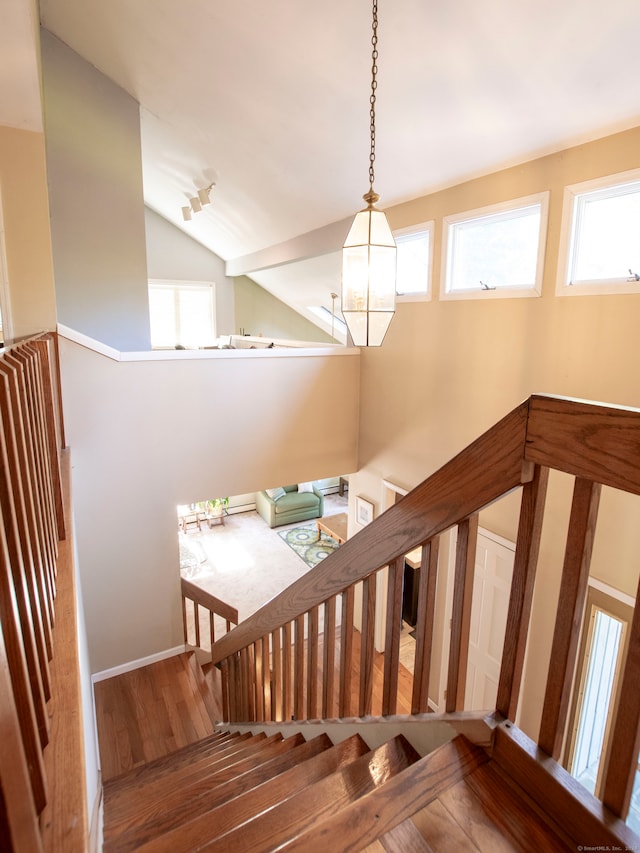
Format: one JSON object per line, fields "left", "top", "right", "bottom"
{"left": 464, "top": 529, "right": 515, "bottom": 711}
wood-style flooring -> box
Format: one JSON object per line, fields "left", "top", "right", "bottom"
{"left": 94, "top": 653, "right": 222, "bottom": 781}
{"left": 94, "top": 640, "right": 414, "bottom": 781}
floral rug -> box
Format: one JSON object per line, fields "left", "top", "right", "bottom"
{"left": 277, "top": 523, "right": 340, "bottom": 568}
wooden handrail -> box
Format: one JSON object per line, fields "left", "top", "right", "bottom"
{"left": 212, "top": 399, "right": 529, "bottom": 664}
{"left": 211, "top": 392, "right": 640, "bottom": 826}
{"left": 181, "top": 577, "right": 238, "bottom": 658}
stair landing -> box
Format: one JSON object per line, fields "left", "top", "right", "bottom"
{"left": 94, "top": 652, "right": 220, "bottom": 781}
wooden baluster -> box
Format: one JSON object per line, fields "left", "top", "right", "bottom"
{"left": 221, "top": 658, "right": 230, "bottom": 722}
{"left": 323, "top": 596, "right": 336, "bottom": 718}
{"left": 4, "top": 354, "right": 56, "bottom": 628}
{"left": 602, "top": 570, "right": 640, "bottom": 819}
{"left": 181, "top": 594, "right": 188, "bottom": 644}
{"left": 307, "top": 606, "right": 319, "bottom": 719}
{"left": 209, "top": 611, "right": 215, "bottom": 652}
{"left": 382, "top": 557, "right": 404, "bottom": 716}
{"left": 6, "top": 352, "right": 57, "bottom": 609}
{"left": 254, "top": 640, "right": 264, "bottom": 722}
{"left": 193, "top": 601, "right": 200, "bottom": 648}
{"left": 0, "top": 361, "right": 53, "bottom": 663}
{"left": 0, "top": 614, "right": 42, "bottom": 851}
{"left": 497, "top": 465, "right": 549, "bottom": 720}
{"left": 339, "top": 586, "right": 355, "bottom": 717}
{"left": 272, "top": 627, "right": 283, "bottom": 721}
{"left": 446, "top": 514, "right": 479, "bottom": 712}
{"left": 359, "top": 573, "right": 376, "bottom": 716}
{"left": 411, "top": 537, "right": 439, "bottom": 714}
{"left": 0, "top": 408, "right": 49, "bottom": 749}
{"left": 227, "top": 654, "right": 238, "bottom": 722}
{"left": 0, "top": 369, "right": 51, "bottom": 703}
{"left": 17, "top": 349, "right": 58, "bottom": 569}
{"left": 262, "top": 635, "right": 272, "bottom": 721}
{"left": 539, "top": 478, "right": 601, "bottom": 759}
{"left": 31, "top": 339, "right": 65, "bottom": 539}
{"left": 0, "top": 512, "right": 47, "bottom": 812}
{"left": 294, "top": 614, "right": 305, "bottom": 720}
{"left": 238, "top": 646, "right": 251, "bottom": 723}
{"left": 283, "top": 621, "right": 292, "bottom": 721}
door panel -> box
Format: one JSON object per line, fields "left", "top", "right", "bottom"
{"left": 464, "top": 531, "right": 515, "bottom": 711}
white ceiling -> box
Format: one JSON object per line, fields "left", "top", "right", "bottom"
{"left": 4, "top": 0, "right": 640, "bottom": 335}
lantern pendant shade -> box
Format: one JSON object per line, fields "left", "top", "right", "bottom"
{"left": 342, "top": 202, "right": 397, "bottom": 346}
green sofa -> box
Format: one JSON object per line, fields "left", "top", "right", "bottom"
{"left": 255, "top": 484, "right": 324, "bottom": 528}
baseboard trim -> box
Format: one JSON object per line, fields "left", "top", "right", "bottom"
{"left": 91, "top": 645, "right": 186, "bottom": 684}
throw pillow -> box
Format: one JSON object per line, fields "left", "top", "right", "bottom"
{"left": 298, "top": 482, "right": 313, "bottom": 493}
{"left": 266, "top": 486, "right": 286, "bottom": 501}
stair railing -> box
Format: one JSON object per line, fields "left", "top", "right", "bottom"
{"left": 181, "top": 577, "right": 238, "bottom": 659}
{"left": 211, "top": 393, "right": 640, "bottom": 825}
{"left": 0, "top": 333, "right": 86, "bottom": 850}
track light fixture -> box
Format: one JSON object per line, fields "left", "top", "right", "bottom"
{"left": 181, "top": 182, "right": 215, "bottom": 222}
{"left": 198, "top": 183, "right": 215, "bottom": 206}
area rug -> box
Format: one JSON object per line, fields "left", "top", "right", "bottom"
{"left": 277, "top": 523, "right": 340, "bottom": 568}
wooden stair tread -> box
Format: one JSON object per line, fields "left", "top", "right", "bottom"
{"left": 278, "top": 734, "right": 489, "bottom": 852}
{"left": 167, "top": 734, "right": 420, "bottom": 853}
{"left": 459, "top": 760, "right": 574, "bottom": 850}
{"left": 104, "top": 732, "right": 278, "bottom": 817}
{"left": 121, "top": 733, "right": 369, "bottom": 852}
{"left": 103, "top": 733, "right": 309, "bottom": 848}
{"left": 375, "top": 818, "right": 436, "bottom": 852}
{"left": 102, "top": 730, "right": 236, "bottom": 788}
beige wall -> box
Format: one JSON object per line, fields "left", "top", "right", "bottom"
{"left": 352, "top": 125, "right": 640, "bottom": 737}
{"left": 0, "top": 125, "right": 57, "bottom": 339}
{"left": 234, "top": 275, "right": 334, "bottom": 343}
{"left": 59, "top": 337, "right": 359, "bottom": 673}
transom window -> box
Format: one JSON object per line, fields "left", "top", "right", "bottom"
{"left": 148, "top": 280, "right": 216, "bottom": 348}
{"left": 441, "top": 193, "right": 548, "bottom": 300}
{"left": 557, "top": 170, "right": 640, "bottom": 296}
{"left": 394, "top": 223, "right": 433, "bottom": 301}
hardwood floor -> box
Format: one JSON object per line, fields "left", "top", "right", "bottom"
{"left": 95, "top": 638, "right": 415, "bottom": 781}
{"left": 94, "top": 653, "right": 222, "bottom": 781}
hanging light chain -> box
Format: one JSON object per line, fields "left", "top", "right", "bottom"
{"left": 368, "top": 0, "right": 379, "bottom": 195}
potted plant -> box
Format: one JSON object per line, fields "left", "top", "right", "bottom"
{"left": 207, "top": 497, "right": 229, "bottom": 517}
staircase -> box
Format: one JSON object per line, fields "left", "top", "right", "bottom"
{"left": 4, "top": 345, "right": 640, "bottom": 852}
{"left": 98, "top": 653, "right": 632, "bottom": 852}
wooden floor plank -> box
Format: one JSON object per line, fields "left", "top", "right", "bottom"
{"left": 279, "top": 735, "right": 489, "bottom": 853}
{"left": 151, "top": 735, "right": 419, "bottom": 853}
{"left": 377, "top": 818, "right": 435, "bottom": 852}
{"left": 462, "top": 762, "right": 573, "bottom": 851}
{"left": 105, "top": 734, "right": 341, "bottom": 849}
{"left": 411, "top": 799, "right": 480, "bottom": 852}
{"left": 110, "top": 734, "right": 371, "bottom": 853}
{"left": 438, "top": 779, "right": 521, "bottom": 852}
{"left": 105, "top": 733, "right": 273, "bottom": 818}
{"left": 94, "top": 653, "right": 218, "bottom": 781}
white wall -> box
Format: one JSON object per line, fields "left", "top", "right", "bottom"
{"left": 59, "top": 336, "right": 360, "bottom": 673}
{"left": 144, "top": 207, "right": 236, "bottom": 335}
{"left": 40, "top": 31, "right": 151, "bottom": 350}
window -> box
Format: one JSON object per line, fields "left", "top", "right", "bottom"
{"left": 394, "top": 223, "right": 433, "bottom": 301}
{"left": 442, "top": 193, "right": 548, "bottom": 300}
{"left": 557, "top": 170, "right": 640, "bottom": 296}
{"left": 309, "top": 305, "right": 347, "bottom": 341}
{"left": 148, "top": 280, "right": 216, "bottom": 348}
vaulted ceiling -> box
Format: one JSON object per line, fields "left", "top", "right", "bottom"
{"left": 4, "top": 0, "right": 640, "bottom": 333}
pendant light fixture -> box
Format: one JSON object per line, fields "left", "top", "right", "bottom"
{"left": 341, "top": 0, "right": 396, "bottom": 347}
